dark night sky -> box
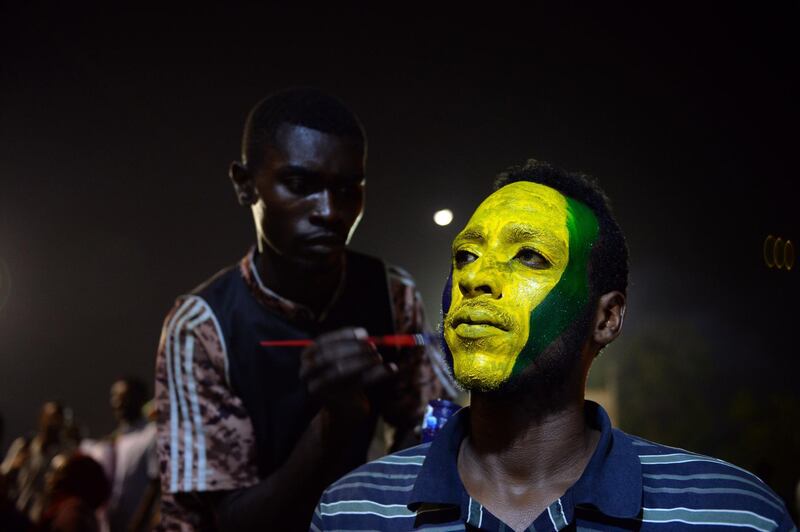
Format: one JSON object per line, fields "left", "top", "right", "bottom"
{"left": 1, "top": 3, "right": 798, "bottom": 483}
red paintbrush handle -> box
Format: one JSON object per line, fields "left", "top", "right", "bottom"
{"left": 259, "top": 334, "right": 426, "bottom": 348}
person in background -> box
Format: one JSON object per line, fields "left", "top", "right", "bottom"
{"left": 1, "top": 401, "right": 74, "bottom": 523}
{"left": 81, "top": 378, "right": 159, "bottom": 532}
{"left": 0, "top": 411, "right": 34, "bottom": 532}
{"left": 39, "top": 453, "right": 110, "bottom": 532}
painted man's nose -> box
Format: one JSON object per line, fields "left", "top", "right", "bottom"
{"left": 458, "top": 266, "right": 502, "bottom": 299}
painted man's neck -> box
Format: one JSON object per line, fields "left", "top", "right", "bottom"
{"left": 465, "top": 389, "right": 592, "bottom": 484}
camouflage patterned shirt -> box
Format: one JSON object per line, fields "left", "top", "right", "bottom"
{"left": 154, "top": 247, "right": 453, "bottom": 530}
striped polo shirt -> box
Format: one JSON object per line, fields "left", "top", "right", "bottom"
{"left": 312, "top": 401, "right": 795, "bottom": 531}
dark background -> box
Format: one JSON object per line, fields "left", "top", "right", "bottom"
{"left": 1, "top": 4, "right": 798, "bottom": 513}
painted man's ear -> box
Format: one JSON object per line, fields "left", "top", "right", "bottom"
{"left": 591, "top": 291, "right": 626, "bottom": 348}
{"left": 229, "top": 161, "right": 258, "bottom": 206}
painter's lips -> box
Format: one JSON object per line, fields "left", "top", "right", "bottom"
{"left": 302, "top": 233, "right": 346, "bottom": 250}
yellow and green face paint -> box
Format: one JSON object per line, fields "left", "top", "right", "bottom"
{"left": 442, "top": 182, "right": 599, "bottom": 391}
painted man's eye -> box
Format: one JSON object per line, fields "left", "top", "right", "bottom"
{"left": 515, "top": 248, "right": 549, "bottom": 269}
{"left": 455, "top": 249, "right": 478, "bottom": 268}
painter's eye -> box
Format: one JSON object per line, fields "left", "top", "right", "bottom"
{"left": 455, "top": 249, "right": 477, "bottom": 268}
{"left": 515, "top": 248, "right": 549, "bottom": 269}
{"left": 283, "top": 175, "right": 322, "bottom": 196}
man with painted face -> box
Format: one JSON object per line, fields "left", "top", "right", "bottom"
{"left": 154, "top": 88, "right": 450, "bottom": 531}
{"left": 312, "top": 159, "right": 796, "bottom": 532}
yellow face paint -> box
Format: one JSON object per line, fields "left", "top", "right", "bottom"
{"left": 444, "top": 182, "right": 571, "bottom": 390}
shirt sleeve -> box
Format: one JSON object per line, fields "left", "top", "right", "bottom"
{"left": 777, "top": 509, "right": 797, "bottom": 532}
{"left": 310, "top": 499, "right": 325, "bottom": 531}
{"left": 387, "top": 265, "right": 459, "bottom": 401}
{"left": 155, "top": 295, "right": 259, "bottom": 497}
{"left": 372, "top": 265, "right": 460, "bottom": 446}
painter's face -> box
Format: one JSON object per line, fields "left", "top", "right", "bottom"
{"left": 251, "top": 124, "right": 365, "bottom": 272}
{"left": 444, "top": 182, "right": 597, "bottom": 391}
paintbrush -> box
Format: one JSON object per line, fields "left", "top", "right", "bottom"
{"left": 259, "top": 333, "right": 431, "bottom": 348}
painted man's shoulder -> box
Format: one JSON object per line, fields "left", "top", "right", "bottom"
{"left": 321, "top": 441, "right": 431, "bottom": 502}
{"left": 623, "top": 430, "right": 793, "bottom": 529}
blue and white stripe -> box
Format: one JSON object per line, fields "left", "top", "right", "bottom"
{"left": 311, "top": 407, "right": 794, "bottom": 531}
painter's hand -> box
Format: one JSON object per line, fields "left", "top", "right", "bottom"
{"left": 300, "top": 328, "right": 397, "bottom": 407}
{"left": 376, "top": 344, "right": 436, "bottom": 432}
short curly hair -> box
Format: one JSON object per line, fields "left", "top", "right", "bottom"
{"left": 241, "top": 87, "right": 366, "bottom": 171}
{"left": 493, "top": 159, "right": 629, "bottom": 299}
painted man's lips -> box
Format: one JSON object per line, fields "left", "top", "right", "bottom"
{"left": 450, "top": 306, "right": 512, "bottom": 331}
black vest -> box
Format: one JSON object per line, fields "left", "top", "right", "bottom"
{"left": 192, "top": 250, "right": 395, "bottom": 477}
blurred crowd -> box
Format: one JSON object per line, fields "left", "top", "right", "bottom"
{"left": 0, "top": 378, "right": 158, "bottom": 532}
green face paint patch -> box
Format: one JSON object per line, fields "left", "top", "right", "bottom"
{"left": 510, "top": 196, "right": 599, "bottom": 376}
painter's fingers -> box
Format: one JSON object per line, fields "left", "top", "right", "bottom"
{"left": 300, "top": 327, "right": 390, "bottom": 400}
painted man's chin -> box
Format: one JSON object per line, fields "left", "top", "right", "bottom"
{"left": 456, "top": 375, "right": 504, "bottom": 393}
{"left": 452, "top": 353, "right": 515, "bottom": 392}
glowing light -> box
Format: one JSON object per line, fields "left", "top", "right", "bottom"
{"left": 433, "top": 209, "right": 453, "bottom": 226}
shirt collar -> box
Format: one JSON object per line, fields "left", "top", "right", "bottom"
{"left": 239, "top": 246, "right": 346, "bottom": 324}
{"left": 408, "top": 401, "right": 642, "bottom": 520}
{"left": 408, "top": 406, "right": 469, "bottom": 509}
{"left": 570, "top": 401, "right": 642, "bottom": 519}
